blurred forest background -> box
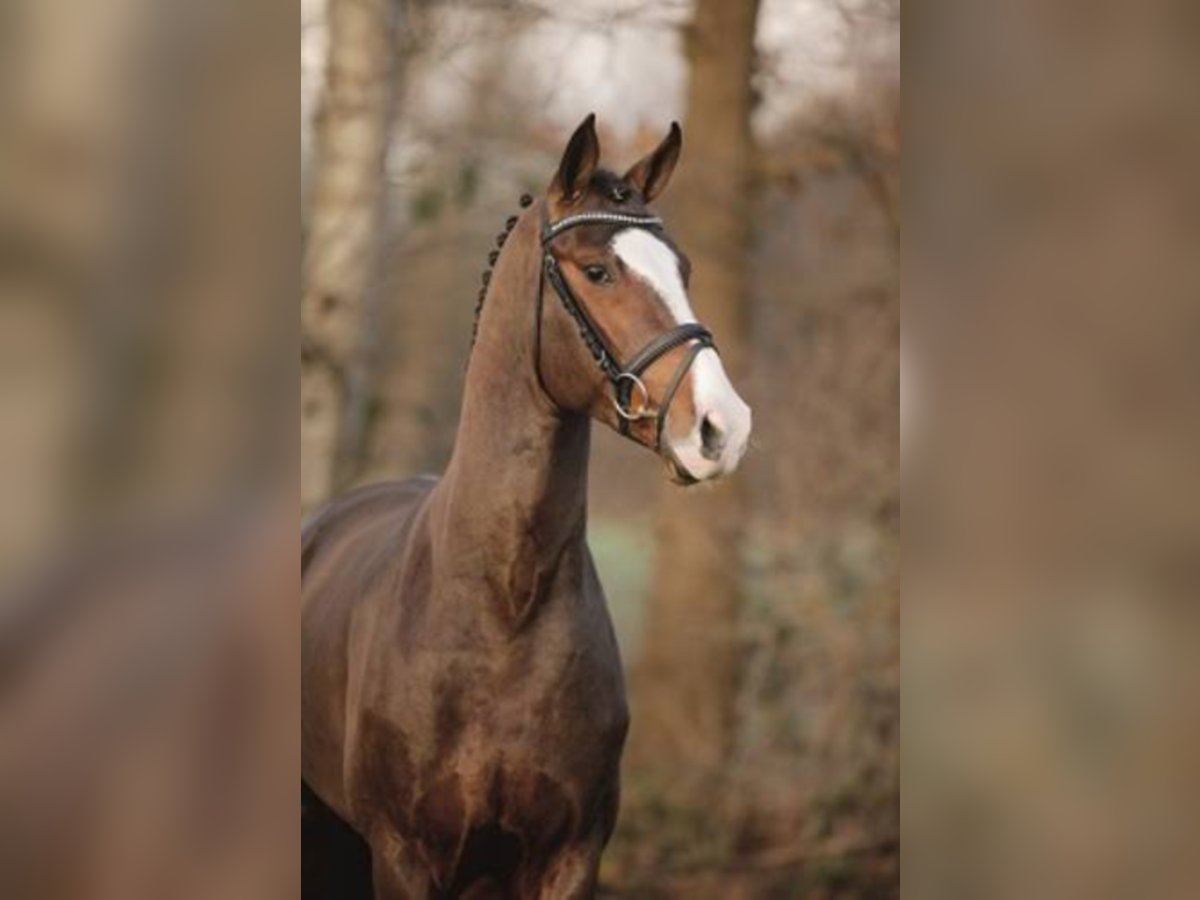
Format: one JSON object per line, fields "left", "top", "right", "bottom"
{"left": 301, "top": 0, "right": 899, "bottom": 895}
{"left": 10, "top": 0, "right": 1200, "bottom": 897}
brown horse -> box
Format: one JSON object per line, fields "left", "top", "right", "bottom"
{"left": 301, "top": 114, "right": 751, "bottom": 900}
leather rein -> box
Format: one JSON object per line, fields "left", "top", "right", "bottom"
{"left": 535, "top": 210, "right": 717, "bottom": 452}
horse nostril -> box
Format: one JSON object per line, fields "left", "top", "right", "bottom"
{"left": 700, "top": 413, "right": 726, "bottom": 461}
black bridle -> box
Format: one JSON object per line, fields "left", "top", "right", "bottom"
{"left": 535, "top": 210, "right": 717, "bottom": 451}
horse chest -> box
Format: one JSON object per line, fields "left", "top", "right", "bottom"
{"left": 351, "top": 646, "right": 626, "bottom": 854}
{"left": 352, "top": 713, "right": 615, "bottom": 890}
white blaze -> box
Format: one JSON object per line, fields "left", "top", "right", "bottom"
{"left": 611, "top": 228, "right": 752, "bottom": 479}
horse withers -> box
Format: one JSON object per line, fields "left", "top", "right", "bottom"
{"left": 301, "top": 114, "right": 751, "bottom": 899}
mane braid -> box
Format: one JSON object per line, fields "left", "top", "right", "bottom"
{"left": 469, "top": 199, "right": 529, "bottom": 354}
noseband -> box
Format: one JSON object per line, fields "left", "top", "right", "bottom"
{"left": 536, "top": 211, "right": 717, "bottom": 451}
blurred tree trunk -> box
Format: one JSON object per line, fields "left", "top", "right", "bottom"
{"left": 364, "top": 11, "right": 522, "bottom": 483}
{"left": 633, "top": 0, "right": 761, "bottom": 786}
{"left": 301, "top": 0, "right": 402, "bottom": 513}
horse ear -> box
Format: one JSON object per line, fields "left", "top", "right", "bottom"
{"left": 623, "top": 121, "right": 682, "bottom": 202}
{"left": 551, "top": 114, "right": 601, "bottom": 203}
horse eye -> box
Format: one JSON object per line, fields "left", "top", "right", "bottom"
{"left": 583, "top": 265, "right": 611, "bottom": 285}
{"left": 583, "top": 265, "right": 610, "bottom": 284}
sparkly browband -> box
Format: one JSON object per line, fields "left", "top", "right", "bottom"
{"left": 541, "top": 212, "right": 663, "bottom": 244}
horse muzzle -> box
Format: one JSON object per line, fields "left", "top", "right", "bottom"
{"left": 665, "top": 391, "right": 752, "bottom": 485}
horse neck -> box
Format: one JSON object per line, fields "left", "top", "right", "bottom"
{"left": 430, "top": 204, "right": 591, "bottom": 600}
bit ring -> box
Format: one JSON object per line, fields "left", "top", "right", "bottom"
{"left": 612, "top": 373, "right": 655, "bottom": 421}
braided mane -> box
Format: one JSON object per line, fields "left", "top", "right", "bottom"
{"left": 470, "top": 192, "right": 534, "bottom": 350}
